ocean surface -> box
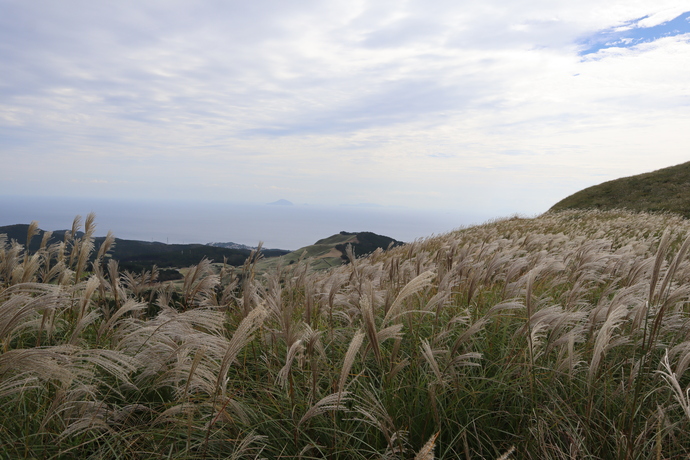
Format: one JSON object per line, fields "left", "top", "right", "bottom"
{"left": 0, "top": 196, "right": 494, "bottom": 250}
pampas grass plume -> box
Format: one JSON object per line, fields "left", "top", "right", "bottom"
{"left": 414, "top": 431, "right": 439, "bottom": 460}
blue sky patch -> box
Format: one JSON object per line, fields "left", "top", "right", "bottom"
{"left": 579, "top": 12, "right": 690, "bottom": 55}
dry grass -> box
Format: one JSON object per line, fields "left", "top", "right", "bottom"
{"left": 3, "top": 209, "right": 690, "bottom": 458}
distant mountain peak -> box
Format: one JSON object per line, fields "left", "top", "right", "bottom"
{"left": 267, "top": 199, "right": 294, "bottom": 206}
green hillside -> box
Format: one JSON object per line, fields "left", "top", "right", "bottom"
{"left": 550, "top": 160, "right": 690, "bottom": 216}
{"left": 0, "top": 223, "right": 289, "bottom": 278}
{"left": 257, "top": 230, "right": 404, "bottom": 271}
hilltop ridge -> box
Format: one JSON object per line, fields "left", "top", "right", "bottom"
{"left": 257, "top": 230, "right": 404, "bottom": 271}
{"left": 550, "top": 161, "right": 690, "bottom": 217}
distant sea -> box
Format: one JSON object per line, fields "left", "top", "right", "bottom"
{"left": 0, "top": 196, "right": 493, "bottom": 250}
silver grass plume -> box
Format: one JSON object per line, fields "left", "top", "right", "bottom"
{"left": 383, "top": 270, "right": 435, "bottom": 325}
{"left": 277, "top": 338, "right": 304, "bottom": 390}
{"left": 360, "top": 293, "right": 382, "bottom": 364}
{"left": 181, "top": 258, "right": 219, "bottom": 308}
{"left": 95, "top": 230, "right": 116, "bottom": 262}
{"left": 25, "top": 220, "right": 39, "bottom": 251}
{"left": 420, "top": 340, "right": 445, "bottom": 386}
{"left": 38, "top": 230, "right": 52, "bottom": 254}
{"left": 74, "top": 212, "right": 96, "bottom": 282}
{"left": 216, "top": 304, "right": 267, "bottom": 397}
{"left": 225, "top": 431, "right": 268, "bottom": 460}
{"left": 338, "top": 330, "right": 364, "bottom": 407}
{"left": 298, "top": 392, "right": 350, "bottom": 426}
{"left": 589, "top": 301, "right": 629, "bottom": 383}
{"left": 352, "top": 386, "right": 403, "bottom": 450}
{"left": 648, "top": 228, "right": 672, "bottom": 305}
{"left": 21, "top": 221, "right": 40, "bottom": 281}
{"left": 69, "top": 276, "right": 101, "bottom": 345}
{"left": 414, "top": 432, "right": 439, "bottom": 460}
{"left": 646, "top": 232, "right": 690, "bottom": 350}
{"left": 97, "top": 298, "right": 147, "bottom": 343}
{"left": 0, "top": 373, "right": 38, "bottom": 399}
{"left": 656, "top": 232, "right": 690, "bottom": 302}
{"left": 39, "top": 244, "right": 66, "bottom": 283}
{"left": 0, "top": 241, "right": 22, "bottom": 286}
{"left": 0, "top": 348, "right": 72, "bottom": 385}
{"left": 448, "top": 301, "right": 522, "bottom": 356}
{"left": 496, "top": 446, "right": 516, "bottom": 460}
{"left": 657, "top": 350, "right": 690, "bottom": 421}
{"left": 150, "top": 403, "right": 196, "bottom": 426}
{"left": 114, "top": 306, "right": 230, "bottom": 393}
{"left": 0, "top": 283, "right": 62, "bottom": 343}
{"left": 669, "top": 341, "right": 690, "bottom": 377}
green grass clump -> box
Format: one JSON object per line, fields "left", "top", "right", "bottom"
{"left": 4, "top": 210, "right": 690, "bottom": 458}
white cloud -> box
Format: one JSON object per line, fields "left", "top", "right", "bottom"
{"left": 1, "top": 0, "right": 689, "bottom": 217}
{"left": 637, "top": 6, "right": 690, "bottom": 27}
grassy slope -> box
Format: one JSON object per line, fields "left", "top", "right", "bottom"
{"left": 550, "top": 160, "right": 690, "bottom": 217}
{"left": 258, "top": 231, "right": 404, "bottom": 271}
{"left": 5, "top": 211, "right": 690, "bottom": 458}
{"left": 255, "top": 232, "right": 356, "bottom": 272}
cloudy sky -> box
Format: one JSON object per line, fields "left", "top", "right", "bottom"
{"left": 2, "top": 0, "right": 690, "bottom": 219}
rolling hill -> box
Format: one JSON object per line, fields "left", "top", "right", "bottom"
{"left": 550, "top": 160, "right": 690, "bottom": 217}
{"left": 257, "top": 230, "right": 405, "bottom": 271}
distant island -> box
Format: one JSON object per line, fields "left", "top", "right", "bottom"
{"left": 267, "top": 199, "right": 293, "bottom": 206}
{"left": 207, "top": 241, "right": 259, "bottom": 251}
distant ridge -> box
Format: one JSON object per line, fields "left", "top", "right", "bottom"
{"left": 550, "top": 161, "right": 690, "bottom": 218}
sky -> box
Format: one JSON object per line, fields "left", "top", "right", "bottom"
{"left": 2, "top": 0, "right": 690, "bottom": 221}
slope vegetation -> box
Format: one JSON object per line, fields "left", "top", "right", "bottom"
{"left": 0, "top": 223, "right": 288, "bottom": 278}
{"left": 3, "top": 210, "right": 690, "bottom": 458}
{"left": 550, "top": 160, "right": 690, "bottom": 217}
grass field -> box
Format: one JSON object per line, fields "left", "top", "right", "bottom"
{"left": 3, "top": 210, "right": 690, "bottom": 459}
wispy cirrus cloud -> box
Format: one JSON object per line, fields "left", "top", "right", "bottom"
{"left": 579, "top": 11, "right": 690, "bottom": 55}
